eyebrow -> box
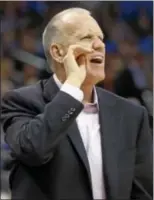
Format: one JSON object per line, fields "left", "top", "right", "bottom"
{"left": 80, "top": 33, "right": 104, "bottom": 40}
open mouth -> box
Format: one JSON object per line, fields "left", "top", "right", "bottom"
{"left": 90, "top": 57, "right": 103, "bottom": 64}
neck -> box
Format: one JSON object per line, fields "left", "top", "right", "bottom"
{"left": 55, "top": 65, "right": 66, "bottom": 84}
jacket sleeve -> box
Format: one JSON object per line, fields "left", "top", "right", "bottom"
{"left": 134, "top": 107, "right": 153, "bottom": 199}
{"left": 1, "top": 90, "right": 83, "bottom": 166}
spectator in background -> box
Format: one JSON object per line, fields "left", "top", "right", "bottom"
{"left": 114, "top": 55, "right": 147, "bottom": 104}
{"left": 114, "top": 53, "right": 153, "bottom": 129}
{"left": 127, "top": 8, "right": 153, "bottom": 38}
{"left": 23, "top": 64, "right": 38, "bottom": 85}
{"left": 1, "top": 57, "right": 15, "bottom": 97}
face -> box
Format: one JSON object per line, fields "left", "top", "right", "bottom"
{"left": 53, "top": 12, "right": 106, "bottom": 84}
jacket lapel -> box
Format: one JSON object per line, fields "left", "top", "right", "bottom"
{"left": 67, "top": 123, "right": 92, "bottom": 190}
{"left": 96, "top": 87, "right": 123, "bottom": 199}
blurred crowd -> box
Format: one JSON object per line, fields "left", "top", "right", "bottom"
{"left": 0, "top": 1, "right": 153, "bottom": 199}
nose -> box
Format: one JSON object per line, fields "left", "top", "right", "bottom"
{"left": 92, "top": 37, "right": 105, "bottom": 51}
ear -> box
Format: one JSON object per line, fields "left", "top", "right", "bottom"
{"left": 49, "top": 43, "right": 64, "bottom": 63}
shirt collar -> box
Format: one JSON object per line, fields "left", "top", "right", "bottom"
{"left": 53, "top": 74, "right": 99, "bottom": 109}
{"left": 53, "top": 74, "right": 62, "bottom": 88}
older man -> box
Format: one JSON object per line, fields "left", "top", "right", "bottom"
{"left": 2, "top": 8, "right": 152, "bottom": 200}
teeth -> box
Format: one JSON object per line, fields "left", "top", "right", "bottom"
{"left": 93, "top": 56, "right": 102, "bottom": 60}
{"left": 90, "top": 56, "right": 103, "bottom": 63}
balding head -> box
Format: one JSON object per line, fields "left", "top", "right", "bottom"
{"left": 42, "top": 8, "right": 91, "bottom": 71}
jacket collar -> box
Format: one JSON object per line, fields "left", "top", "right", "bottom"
{"left": 43, "top": 75, "right": 116, "bottom": 107}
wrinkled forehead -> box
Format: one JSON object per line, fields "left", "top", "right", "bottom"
{"left": 59, "top": 13, "right": 103, "bottom": 38}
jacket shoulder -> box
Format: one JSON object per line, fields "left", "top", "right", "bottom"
{"left": 2, "top": 80, "right": 47, "bottom": 114}
{"left": 98, "top": 87, "right": 144, "bottom": 115}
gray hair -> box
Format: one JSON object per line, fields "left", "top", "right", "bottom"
{"left": 42, "top": 7, "right": 90, "bottom": 72}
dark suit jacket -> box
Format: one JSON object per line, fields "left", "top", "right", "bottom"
{"left": 1, "top": 76, "right": 153, "bottom": 200}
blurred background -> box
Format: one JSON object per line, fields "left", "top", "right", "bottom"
{"left": 0, "top": 1, "right": 153, "bottom": 199}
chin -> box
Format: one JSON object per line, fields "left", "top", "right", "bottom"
{"left": 87, "top": 66, "right": 105, "bottom": 82}
{"left": 85, "top": 72, "right": 105, "bottom": 85}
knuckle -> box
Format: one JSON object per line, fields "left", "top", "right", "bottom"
{"left": 70, "top": 45, "right": 78, "bottom": 50}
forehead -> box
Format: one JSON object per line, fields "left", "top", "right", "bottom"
{"left": 60, "top": 14, "right": 103, "bottom": 38}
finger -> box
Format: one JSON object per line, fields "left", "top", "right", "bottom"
{"left": 69, "top": 44, "right": 93, "bottom": 56}
{"left": 62, "top": 45, "right": 77, "bottom": 64}
{"left": 63, "top": 45, "right": 92, "bottom": 64}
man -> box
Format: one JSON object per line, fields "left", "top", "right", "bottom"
{"left": 1, "top": 8, "right": 152, "bottom": 200}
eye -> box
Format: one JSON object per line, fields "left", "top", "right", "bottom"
{"left": 81, "top": 35, "right": 93, "bottom": 40}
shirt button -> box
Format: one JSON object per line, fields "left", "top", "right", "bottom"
{"left": 62, "top": 117, "right": 66, "bottom": 122}
{"left": 70, "top": 108, "right": 76, "bottom": 111}
{"left": 65, "top": 114, "right": 70, "bottom": 118}
{"left": 68, "top": 110, "right": 73, "bottom": 115}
